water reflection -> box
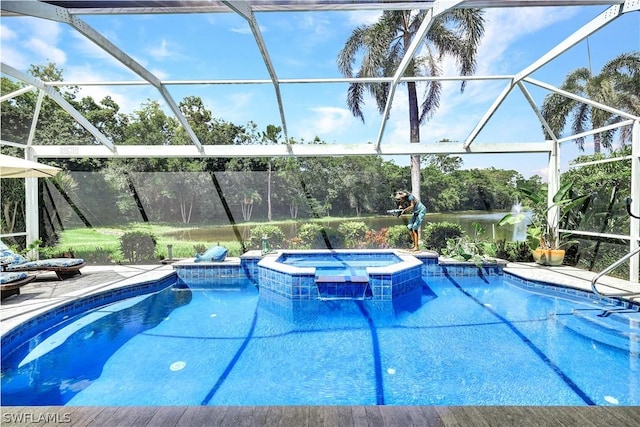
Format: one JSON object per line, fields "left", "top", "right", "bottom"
{"left": 258, "top": 280, "right": 437, "bottom": 324}
{"left": 167, "top": 212, "right": 528, "bottom": 244}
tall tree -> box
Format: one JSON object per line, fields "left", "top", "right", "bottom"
{"left": 261, "top": 124, "right": 283, "bottom": 221}
{"left": 541, "top": 51, "right": 640, "bottom": 153}
{"left": 337, "top": 8, "right": 485, "bottom": 201}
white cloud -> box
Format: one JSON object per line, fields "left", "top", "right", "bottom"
{"left": 0, "top": 25, "right": 28, "bottom": 69}
{"left": 230, "top": 26, "right": 253, "bottom": 35}
{"left": 346, "top": 10, "right": 381, "bottom": 26}
{"left": 1, "top": 18, "right": 66, "bottom": 68}
{"left": 64, "top": 65, "right": 155, "bottom": 114}
{"left": 27, "top": 19, "right": 63, "bottom": 43}
{"left": 534, "top": 166, "right": 549, "bottom": 181}
{"left": 150, "top": 39, "right": 171, "bottom": 59}
{"left": 309, "top": 106, "right": 352, "bottom": 135}
{"left": 0, "top": 24, "right": 17, "bottom": 40}
{"left": 24, "top": 37, "right": 66, "bottom": 65}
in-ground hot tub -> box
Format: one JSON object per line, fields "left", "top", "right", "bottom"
{"left": 257, "top": 250, "right": 423, "bottom": 301}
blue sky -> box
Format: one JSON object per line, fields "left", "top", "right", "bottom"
{"left": 1, "top": 3, "right": 638, "bottom": 178}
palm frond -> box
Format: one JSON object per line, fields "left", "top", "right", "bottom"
{"left": 347, "top": 82, "right": 365, "bottom": 123}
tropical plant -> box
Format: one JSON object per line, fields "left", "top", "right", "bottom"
{"left": 442, "top": 223, "right": 496, "bottom": 266}
{"left": 337, "top": 8, "right": 485, "bottom": 202}
{"left": 422, "top": 222, "right": 463, "bottom": 254}
{"left": 249, "top": 224, "right": 286, "bottom": 250}
{"left": 337, "top": 221, "right": 370, "bottom": 249}
{"left": 385, "top": 224, "right": 413, "bottom": 249}
{"left": 541, "top": 51, "right": 640, "bottom": 153}
{"left": 296, "top": 223, "right": 344, "bottom": 249}
{"left": 498, "top": 182, "right": 592, "bottom": 250}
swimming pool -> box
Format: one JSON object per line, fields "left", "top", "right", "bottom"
{"left": 1, "top": 272, "right": 638, "bottom": 406}
{"left": 257, "top": 250, "right": 424, "bottom": 300}
{"left": 276, "top": 251, "right": 402, "bottom": 275}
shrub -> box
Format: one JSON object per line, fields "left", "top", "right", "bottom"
{"left": 495, "top": 240, "right": 533, "bottom": 262}
{"left": 364, "top": 228, "right": 388, "bottom": 249}
{"left": 337, "top": 221, "right": 370, "bottom": 248}
{"left": 423, "top": 222, "right": 463, "bottom": 254}
{"left": 248, "top": 225, "right": 286, "bottom": 250}
{"left": 120, "top": 230, "right": 157, "bottom": 263}
{"left": 73, "top": 247, "right": 113, "bottom": 264}
{"left": 386, "top": 225, "right": 412, "bottom": 249}
{"left": 296, "top": 223, "right": 344, "bottom": 249}
{"left": 193, "top": 243, "right": 208, "bottom": 254}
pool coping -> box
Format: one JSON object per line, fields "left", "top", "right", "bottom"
{"left": 256, "top": 249, "right": 426, "bottom": 300}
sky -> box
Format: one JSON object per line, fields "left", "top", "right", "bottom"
{"left": 1, "top": 2, "right": 638, "bottom": 179}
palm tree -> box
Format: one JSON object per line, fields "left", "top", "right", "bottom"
{"left": 541, "top": 51, "right": 640, "bottom": 153}
{"left": 337, "top": 9, "right": 485, "bottom": 200}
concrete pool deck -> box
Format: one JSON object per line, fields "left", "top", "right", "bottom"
{"left": 1, "top": 259, "right": 639, "bottom": 426}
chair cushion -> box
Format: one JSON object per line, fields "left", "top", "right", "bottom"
{"left": 5, "top": 258, "right": 84, "bottom": 270}
{"left": 0, "top": 271, "right": 29, "bottom": 284}
{"left": 0, "top": 249, "right": 27, "bottom": 265}
{"left": 195, "top": 246, "right": 228, "bottom": 262}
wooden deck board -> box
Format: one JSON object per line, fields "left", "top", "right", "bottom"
{"left": 415, "top": 406, "right": 446, "bottom": 427}
{"left": 175, "top": 405, "right": 221, "bottom": 427}
{"left": 82, "top": 406, "right": 121, "bottom": 427}
{"left": 1, "top": 406, "right": 638, "bottom": 426}
{"left": 364, "top": 405, "right": 385, "bottom": 427}
{"left": 595, "top": 406, "right": 640, "bottom": 427}
{"left": 146, "top": 406, "right": 187, "bottom": 426}
{"left": 351, "top": 405, "right": 370, "bottom": 427}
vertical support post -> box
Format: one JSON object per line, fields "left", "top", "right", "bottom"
{"left": 630, "top": 120, "right": 639, "bottom": 283}
{"left": 548, "top": 138, "right": 561, "bottom": 247}
{"left": 25, "top": 174, "right": 39, "bottom": 259}
{"left": 24, "top": 90, "right": 44, "bottom": 258}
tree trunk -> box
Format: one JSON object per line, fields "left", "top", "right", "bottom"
{"left": 407, "top": 80, "right": 421, "bottom": 202}
{"left": 593, "top": 133, "right": 601, "bottom": 154}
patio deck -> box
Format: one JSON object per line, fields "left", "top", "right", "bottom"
{"left": 1, "top": 261, "right": 638, "bottom": 426}
{"left": 1, "top": 404, "right": 640, "bottom": 426}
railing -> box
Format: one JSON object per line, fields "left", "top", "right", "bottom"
{"left": 591, "top": 198, "right": 640, "bottom": 297}
{"left": 591, "top": 246, "right": 640, "bottom": 297}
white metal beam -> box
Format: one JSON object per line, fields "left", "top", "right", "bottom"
{"left": 517, "top": 81, "right": 561, "bottom": 146}
{"left": 513, "top": 4, "right": 624, "bottom": 83}
{"left": 28, "top": 141, "right": 552, "bottom": 159}
{"left": 374, "top": 0, "right": 467, "bottom": 151}
{"left": 462, "top": 80, "right": 514, "bottom": 149}
{"left": 3, "top": 1, "right": 624, "bottom": 16}
{"left": 223, "top": 0, "right": 289, "bottom": 143}
{"left": 1, "top": 63, "right": 116, "bottom": 152}
{"left": 0, "top": 85, "right": 35, "bottom": 102}
{"left": 463, "top": 2, "right": 627, "bottom": 150}
{"left": 557, "top": 119, "right": 636, "bottom": 144}
{"left": 525, "top": 77, "right": 640, "bottom": 121}
{"left": 0, "top": 0, "right": 205, "bottom": 154}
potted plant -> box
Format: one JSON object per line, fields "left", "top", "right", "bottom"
{"left": 498, "top": 182, "right": 591, "bottom": 266}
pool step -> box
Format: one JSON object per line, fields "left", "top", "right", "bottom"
{"left": 555, "top": 307, "right": 640, "bottom": 353}
{"left": 315, "top": 275, "right": 371, "bottom": 300}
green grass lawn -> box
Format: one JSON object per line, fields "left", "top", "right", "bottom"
{"left": 53, "top": 223, "right": 244, "bottom": 263}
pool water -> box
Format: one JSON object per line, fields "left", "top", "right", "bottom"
{"left": 1, "top": 275, "right": 638, "bottom": 406}
{"left": 278, "top": 252, "right": 401, "bottom": 277}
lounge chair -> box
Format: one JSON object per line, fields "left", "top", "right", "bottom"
{"left": 1, "top": 241, "right": 85, "bottom": 281}
{"left": 0, "top": 271, "right": 35, "bottom": 299}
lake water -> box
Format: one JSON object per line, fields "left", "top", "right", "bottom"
{"left": 167, "top": 211, "right": 529, "bottom": 243}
